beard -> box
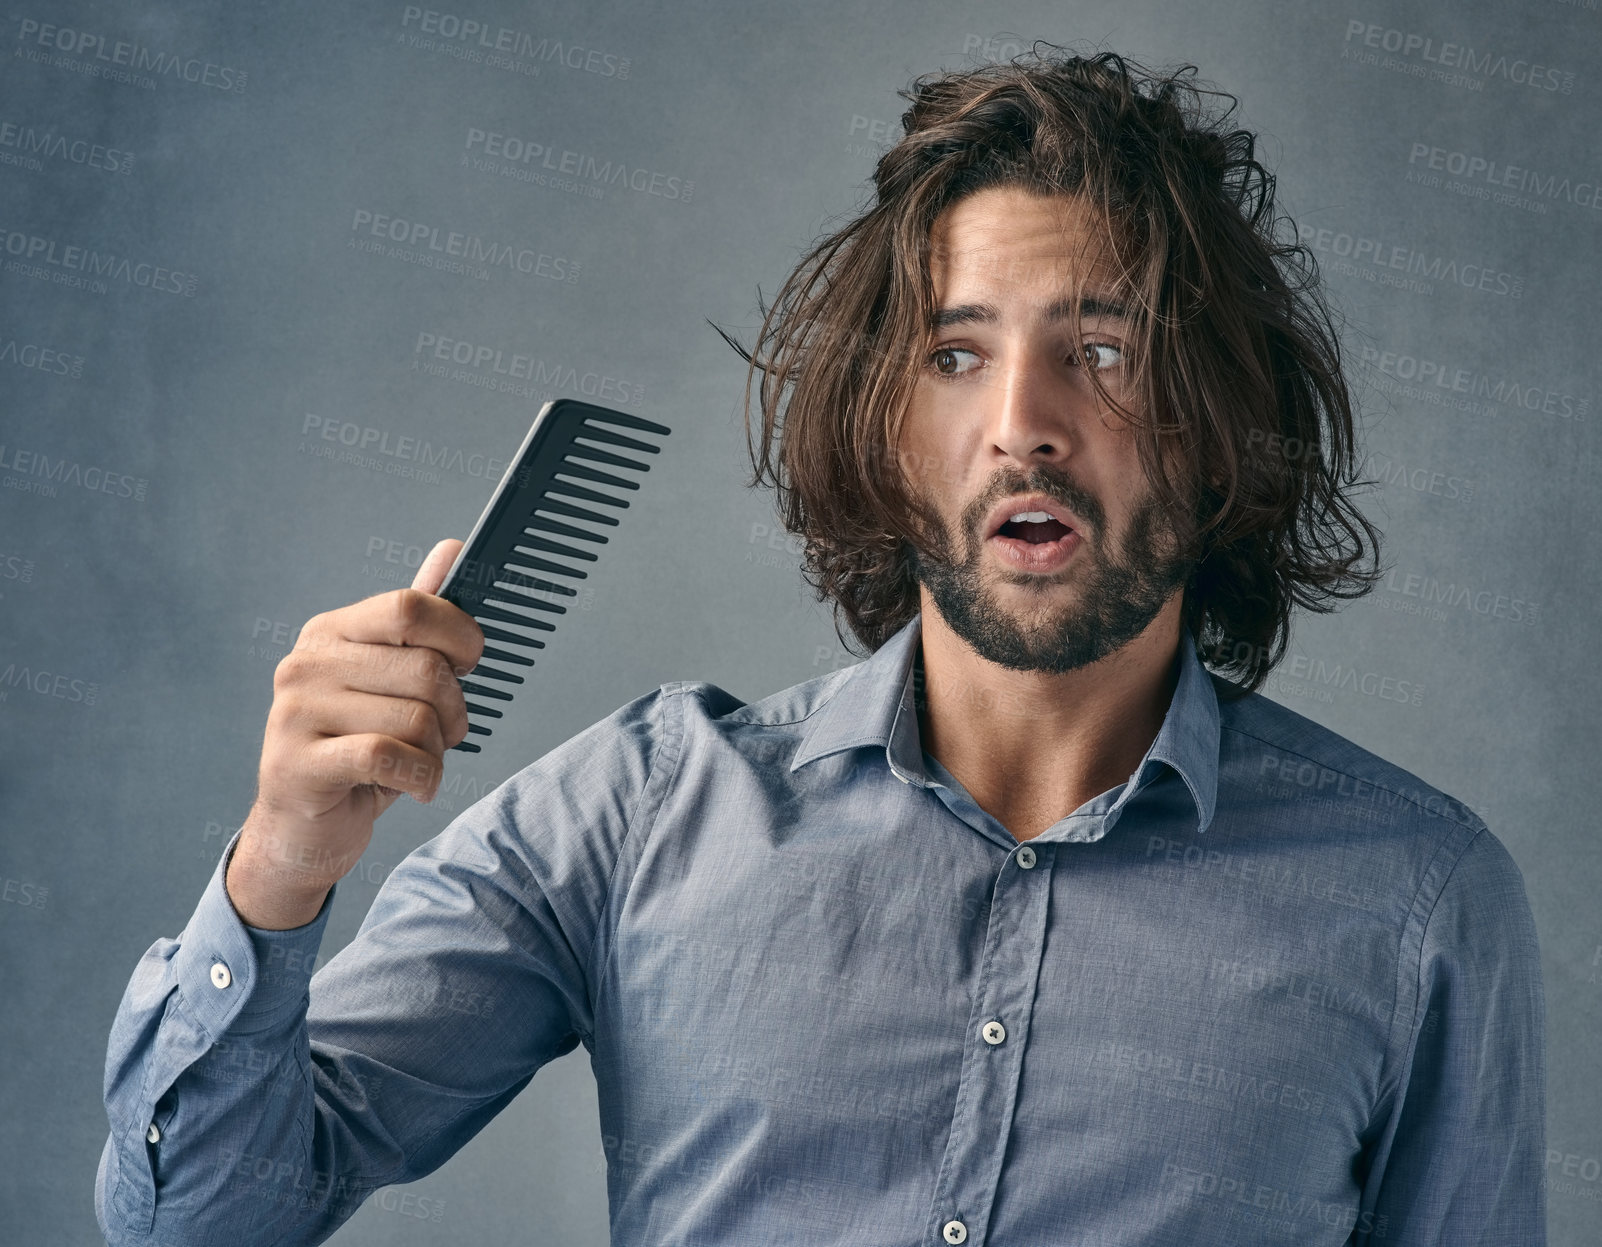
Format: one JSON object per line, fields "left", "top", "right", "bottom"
{"left": 907, "top": 466, "right": 1194, "bottom": 674}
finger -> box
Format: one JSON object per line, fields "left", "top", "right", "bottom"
{"left": 308, "top": 686, "right": 451, "bottom": 759}
{"left": 301, "top": 731, "right": 445, "bottom": 803}
{"left": 412, "top": 538, "right": 464, "bottom": 596}
{"left": 308, "top": 584, "right": 485, "bottom": 681}
{"left": 280, "top": 644, "right": 470, "bottom": 748}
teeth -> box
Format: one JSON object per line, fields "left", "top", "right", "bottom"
{"left": 1009, "top": 511, "right": 1052, "bottom": 523}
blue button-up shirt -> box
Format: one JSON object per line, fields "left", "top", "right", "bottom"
{"left": 98, "top": 613, "right": 1546, "bottom": 1246}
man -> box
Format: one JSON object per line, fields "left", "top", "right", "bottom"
{"left": 98, "top": 48, "right": 1544, "bottom": 1246}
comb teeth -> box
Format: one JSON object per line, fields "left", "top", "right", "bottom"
{"left": 513, "top": 535, "right": 598, "bottom": 564}
{"left": 557, "top": 458, "right": 642, "bottom": 490}
{"left": 531, "top": 496, "right": 619, "bottom": 529}
{"left": 435, "top": 400, "right": 670, "bottom": 753}
{"left": 547, "top": 475, "right": 636, "bottom": 508}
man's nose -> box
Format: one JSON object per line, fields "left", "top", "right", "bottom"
{"left": 982, "top": 351, "right": 1079, "bottom": 464}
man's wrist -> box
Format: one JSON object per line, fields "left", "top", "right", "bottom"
{"left": 224, "top": 838, "right": 332, "bottom": 931}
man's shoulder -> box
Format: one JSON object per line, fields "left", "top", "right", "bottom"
{"left": 510, "top": 661, "right": 863, "bottom": 782}
{"left": 676, "top": 660, "right": 865, "bottom": 718}
{"left": 460, "top": 666, "right": 864, "bottom": 847}
{"left": 664, "top": 661, "right": 862, "bottom": 729}
{"left": 1211, "top": 671, "right": 1484, "bottom": 833}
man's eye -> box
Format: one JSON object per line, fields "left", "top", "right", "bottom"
{"left": 929, "top": 347, "right": 980, "bottom": 377}
{"left": 1079, "top": 342, "right": 1123, "bottom": 370}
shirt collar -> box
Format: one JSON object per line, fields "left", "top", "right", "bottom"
{"left": 791, "top": 611, "right": 1220, "bottom": 834}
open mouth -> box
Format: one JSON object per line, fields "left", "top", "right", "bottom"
{"left": 987, "top": 506, "right": 1082, "bottom": 572}
{"left": 996, "top": 517, "right": 1074, "bottom": 544}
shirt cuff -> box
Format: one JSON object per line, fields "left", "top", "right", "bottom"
{"left": 170, "top": 827, "right": 338, "bottom": 1039}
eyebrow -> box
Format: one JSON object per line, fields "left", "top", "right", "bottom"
{"left": 930, "top": 295, "right": 1130, "bottom": 330}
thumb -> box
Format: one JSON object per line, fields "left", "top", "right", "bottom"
{"left": 412, "top": 538, "right": 464, "bottom": 596}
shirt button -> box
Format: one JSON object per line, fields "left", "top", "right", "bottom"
{"left": 146, "top": 1122, "right": 161, "bottom": 1144}
{"left": 1016, "top": 846, "right": 1036, "bottom": 869}
{"left": 210, "top": 961, "right": 232, "bottom": 989}
{"left": 981, "top": 1019, "right": 1006, "bottom": 1045}
{"left": 942, "top": 1220, "right": 968, "bottom": 1244}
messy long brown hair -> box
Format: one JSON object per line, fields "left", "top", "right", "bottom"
{"left": 712, "top": 45, "right": 1381, "bottom": 693}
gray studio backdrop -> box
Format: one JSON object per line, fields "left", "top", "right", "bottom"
{"left": 1, "top": 0, "right": 1597, "bottom": 1242}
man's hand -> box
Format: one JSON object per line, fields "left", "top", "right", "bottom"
{"left": 225, "top": 539, "right": 485, "bottom": 929}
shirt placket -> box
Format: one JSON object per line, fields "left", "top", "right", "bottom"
{"left": 924, "top": 836, "right": 1055, "bottom": 1246}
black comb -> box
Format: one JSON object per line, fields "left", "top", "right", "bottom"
{"left": 434, "top": 399, "right": 671, "bottom": 752}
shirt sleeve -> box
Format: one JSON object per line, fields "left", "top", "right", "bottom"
{"left": 1351, "top": 823, "right": 1547, "bottom": 1246}
{"left": 96, "top": 685, "right": 671, "bottom": 1247}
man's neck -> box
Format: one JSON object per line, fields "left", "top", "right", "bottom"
{"left": 914, "top": 594, "right": 1185, "bottom": 842}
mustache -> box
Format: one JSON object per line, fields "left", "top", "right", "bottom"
{"left": 966, "top": 467, "right": 1106, "bottom": 538}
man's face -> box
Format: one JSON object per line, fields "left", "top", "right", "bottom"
{"left": 897, "top": 185, "right": 1193, "bottom": 674}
